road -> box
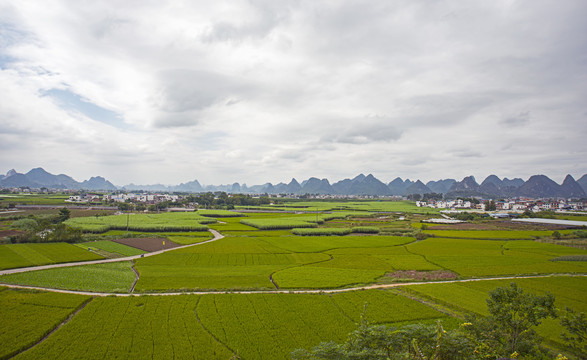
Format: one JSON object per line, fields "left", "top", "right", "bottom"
{"left": 1, "top": 273, "right": 584, "bottom": 297}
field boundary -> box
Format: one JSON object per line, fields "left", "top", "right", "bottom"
{"left": 0, "top": 229, "right": 225, "bottom": 276}
{"left": 9, "top": 296, "right": 94, "bottom": 359}
{"left": 1, "top": 273, "right": 584, "bottom": 297}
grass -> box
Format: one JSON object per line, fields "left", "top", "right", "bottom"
{"left": 0, "top": 194, "right": 70, "bottom": 205}
{"left": 196, "top": 209, "right": 245, "bottom": 217}
{"left": 14, "top": 295, "right": 234, "bottom": 360}
{"left": 65, "top": 212, "right": 213, "bottom": 233}
{"left": 408, "top": 238, "right": 587, "bottom": 277}
{"left": 407, "top": 276, "right": 587, "bottom": 349}
{"left": 423, "top": 229, "right": 574, "bottom": 239}
{"left": 0, "top": 288, "right": 90, "bottom": 359}
{"left": 0, "top": 243, "right": 104, "bottom": 270}
{"left": 292, "top": 227, "right": 352, "bottom": 236}
{"left": 75, "top": 240, "right": 147, "bottom": 256}
{"left": 240, "top": 216, "right": 321, "bottom": 230}
{"left": 0, "top": 262, "right": 136, "bottom": 293}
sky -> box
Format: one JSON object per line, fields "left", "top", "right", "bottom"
{"left": 1, "top": 0, "right": 586, "bottom": 187}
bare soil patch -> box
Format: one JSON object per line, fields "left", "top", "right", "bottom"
{"left": 430, "top": 220, "right": 568, "bottom": 231}
{"left": 385, "top": 270, "right": 459, "bottom": 281}
{"left": 111, "top": 238, "right": 182, "bottom": 252}
{"left": 0, "top": 229, "right": 25, "bottom": 238}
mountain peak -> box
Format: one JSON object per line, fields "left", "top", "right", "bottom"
{"left": 6, "top": 169, "right": 18, "bottom": 177}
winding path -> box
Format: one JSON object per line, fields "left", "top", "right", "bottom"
{"left": 1, "top": 273, "right": 584, "bottom": 297}
{"left": 0, "top": 229, "right": 225, "bottom": 276}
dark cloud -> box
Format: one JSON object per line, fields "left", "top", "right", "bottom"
{"left": 501, "top": 111, "right": 530, "bottom": 127}
{"left": 320, "top": 118, "right": 402, "bottom": 144}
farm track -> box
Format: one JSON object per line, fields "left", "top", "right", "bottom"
{"left": 0, "top": 229, "right": 225, "bottom": 276}
{"left": 11, "top": 296, "right": 94, "bottom": 359}
{"left": 1, "top": 273, "right": 585, "bottom": 297}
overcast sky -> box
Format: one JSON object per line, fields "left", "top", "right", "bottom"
{"left": 1, "top": 1, "right": 586, "bottom": 186}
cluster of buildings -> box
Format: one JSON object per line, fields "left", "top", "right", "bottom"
{"left": 416, "top": 198, "right": 586, "bottom": 211}
{"left": 66, "top": 193, "right": 181, "bottom": 204}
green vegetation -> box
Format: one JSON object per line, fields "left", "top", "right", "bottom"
{"left": 0, "top": 194, "right": 69, "bottom": 206}
{"left": 65, "top": 212, "right": 213, "bottom": 233}
{"left": 0, "top": 262, "right": 136, "bottom": 293}
{"left": 292, "top": 227, "right": 352, "bottom": 236}
{"left": 407, "top": 238, "right": 586, "bottom": 277}
{"left": 14, "top": 295, "right": 234, "bottom": 360}
{"left": 0, "top": 288, "right": 90, "bottom": 360}
{"left": 293, "top": 283, "right": 567, "bottom": 360}
{"left": 0, "top": 243, "right": 103, "bottom": 270}
{"left": 196, "top": 290, "right": 447, "bottom": 360}
{"left": 75, "top": 240, "right": 147, "bottom": 256}
{"left": 423, "top": 229, "right": 574, "bottom": 239}
{"left": 196, "top": 209, "right": 245, "bottom": 217}
{"left": 351, "top": 226, "right": 380, "bottom": 234}
{"left": 1, "top": 206, "right": 586, "bottom": 359}
{"left": 240, "top": 216, "right": 322, "bottom": 230}
{"left": 407, "top": 276, "right": 587, "bottom": 352}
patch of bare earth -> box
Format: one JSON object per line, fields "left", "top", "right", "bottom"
{"left": 385, "top": 270, "right": 459, "bottom": 281}
{"left": 111, "top": 238, "right": 182, "bottom": 252}
{"left": 0, "top": 229, "right": 25, "bottom": 240}
{"left": 430, "top": 220, "right": 569, "bottom": 231}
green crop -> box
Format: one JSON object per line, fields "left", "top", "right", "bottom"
{"left": 0, "top": 262, "right": 136, "bottom": 293}
{"left": 76, "top": 240, "right": 147, "bottom": 256}
{"left": 0, "top": 288, "right": 90, "bottom": 359}
{"left": 0, "top": 243, "right": 103, "bottom": 270}
{"left": 65, "top": 212, "right": 213, "bottom": 233}
{"left": 292, "top": 227, "right": 352, "bottom": 236}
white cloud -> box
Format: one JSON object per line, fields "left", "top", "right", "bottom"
{"left": 1, "top": 0, "right": 586, "bottom": 185}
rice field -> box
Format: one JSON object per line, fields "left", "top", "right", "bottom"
{"left": 0, "top": 262, "right": 137, "bottom": 293}
{"left": 0, "top": 243, "right": 104, "bottom": 270}
{"left": 65, "top": 212, "right": 214, "bottom": 233}
{"left": 3, "top": 208, "right": 587, "bottom": 359}
{"left": 9, "top": 290, "right": 448, "bottom": 360}
{"left": 407, "top": 276, "right": 587, "bottom": 349}
{"left": 75, "top": 240, "right": 147, "bottom": 256}
{"left": 0, "top": 287, "right": 90, "bottom": 359}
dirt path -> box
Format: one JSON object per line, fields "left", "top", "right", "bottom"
{"left": 0, "top": 229, "right": 224, "bottom": 276}
{"left": 1, "top": 273, "right": 584, "bottom": 297}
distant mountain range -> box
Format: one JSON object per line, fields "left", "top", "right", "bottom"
{"left": 1, "top": 167, "right": 586, "bottom": 199}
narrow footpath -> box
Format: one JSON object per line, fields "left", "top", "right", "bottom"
{"left": 0, "top": 229, "right": 224, "bottom": 276}
{"left": 1, "top": 273, "right": 584, "bottom": 297}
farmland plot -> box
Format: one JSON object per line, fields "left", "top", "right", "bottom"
{"left": 407, "top": 237, "right": 587, "bottom": 277}
{"left": 65, "top": 212, "right": 214, "bottom": 233}
{"left": 134, "top": 243, "right": 329, "bottom": 291}
{"left": 0, "top": 243, "right": 103, "bottom": 270}
{"left": 407, "top": 276, "right": 587, "bottom": 348}
{"left": 0, "top": 262, "right": 136, "bottom": 293}
{"left": 196, "top": 290, "right": 447, "bottom": 360}
{"left": 75, "top": 240, "right": 147, "bottom": 256}
{"left": 14, "top": 295, "right": 234, "bottom": 360}
{"left": 0, "top": 288, "right": 90, "bottom": 359}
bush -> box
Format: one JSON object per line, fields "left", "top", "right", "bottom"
{"left": 351, "top": 226, "right": 380, "bottom": 234}
{"left": 9, "top": 218, "right": 39, "bottom": 232}
{"left": 292, "top": 228, "right": 351, "bottom": 236}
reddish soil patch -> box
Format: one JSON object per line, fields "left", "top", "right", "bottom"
{"left": 430, "top": 220, "right": 569, "bottom": 231}
{"left": 0, "top": 229, "right": 25, "bottom": 238}
{"left": 385, "top": 270, "right": 458, "bottom": 281}
{"left": 111, "top": 238, "right": 182, "bottom": 252}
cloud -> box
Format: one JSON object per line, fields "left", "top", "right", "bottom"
{"left": 0, "top": 1, "right": 586, "bottom": 185}
{"left": 501, "top": 111, "right": 530, "bottom": 127}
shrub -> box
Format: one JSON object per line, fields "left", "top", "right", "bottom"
{"left": 351, "top": 226, "right": 380, "bottom": 234}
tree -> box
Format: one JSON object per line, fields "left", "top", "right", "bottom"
{"left": 465, "top": 283, "right": 557, "bottom": 357}
{"left": 560, "top": 307, "right": 587, "bottom": 355}
{"left": 485, "top": 200, "right": 496, "bottom": 211}
{"left": 58, "top": 207, "right": 71, "bottom": 222}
